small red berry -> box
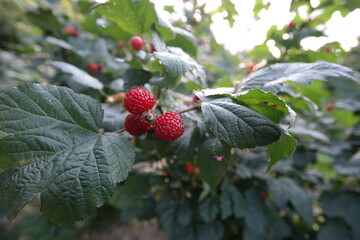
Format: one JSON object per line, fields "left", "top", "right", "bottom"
{"left": 117, "top": 40, "right": 126, "bottom": 50}
{"left": 260, "top": 191, "right": 267, "bottom": 199}
{"left": 63, "top": 26, "right": 79, "bottom": 38}
{"left": 199, "top": 38, "right": 207, "bottom": 45}
{"left": 154, "top": 112, "right": 185, "bottom": 142}
{"left": 130, "top": 36, "right": 143, "bottom": 51}
{"left": 124, "top": 87, "right": 156, "bottom": 114}
{"left": 245, "top": 63, "right": 256, "bottom": 75}
{"left": 97, "top": 64, "right": 104, "bottom": 71}
{"left": 326, "top": 103, "right": 335, "bottom": 111}
{"left": 323, "top": 46, "right": 334, "bottom": 52}
{"left": 184, "top": 164, "right": 194, "bottom": 174}
{"left": 88, "top": 62, "right": 99, "bottom": 72}
{"left": 286, "top": 20, "right": 295, "bottom": 29}
{"left": 124, "top": 113, "right": 152, "bottom": 136}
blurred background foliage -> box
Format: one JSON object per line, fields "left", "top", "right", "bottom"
{"left": 0, "top": 0, "right": 359, "bottom": 239}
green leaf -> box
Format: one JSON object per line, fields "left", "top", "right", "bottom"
{"left": 320, "top": 191, "right": 360, "bottom": 228}
{"left": 26, "top": 8, "right": 62, "bottom": 32}
{"left": 201, "top": 99, "right": 282, "bottom": 149}
{"left": 167, "top": 27, "right": 197, "bottom": 56}
{"left": 199, "top": 196, "right": 220, "bottom": 223}
{"left": 267, "top": 177, "right": 314, "bottom": 224}
{"left": 235, "top": 61, "right": 360, "bottom": 94}
{"left": 0, "top": 83, "right": 135, "bottom": 226}
{"left": 197, "top": 138, "right": 231, "bottom": 190}
{"left": 219, "top": 184, "right": 245, "bottom": 219}
{"left": 123, "top": 68, "right": 152, "bottom": 90}
{"left": 266, "top": 131, "right": 297, "bottom": 171}
{"left": 317, "top": 219, "right": 352, "bottom": 240}
{"left": 51, "top": 61, "right": 104, "bottom": 90}
{"left": 97, "top": 0, "right": 157, "bottom": 35}
{"left": 228, "top": 88, "right": 295, "bottom": 124}
{"left": 153, "top": 52, "right": 198, "bottom": 77}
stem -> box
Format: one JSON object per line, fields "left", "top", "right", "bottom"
{"left": 113, "top": 128, "right": 126, "bottom": 134}
{"left": 178, "top": 104, "right": 201, "bottom": 114}
{"left": 98, "top": 89, "right": 107, "bottom": 97}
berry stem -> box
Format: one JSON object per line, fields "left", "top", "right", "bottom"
{"left": 178, "top": 104, "right": 202, "bottom": 114}
{"left": 113, "top": 128, "right": 126, "bottom": 134}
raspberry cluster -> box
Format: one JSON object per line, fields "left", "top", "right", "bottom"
{"left": 123, "top": 87, "right": 185, "bottom": 142}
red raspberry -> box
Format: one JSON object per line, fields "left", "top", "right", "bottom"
{"left": 184, "top": 164, "right": 194, "bottom": 174}
{"left": 326, "top": 103, "right": 335, "bottom": 111}
{"left": 63, "top": 26, "right": 79, "bottom": 38}
{"left": 124, "top": 87, "right": 156, "bottom": 114}
{"left": 124, "top": 113, "right": 152, "bottom": 136}
{"left": 88, "top": 62, "right": 99, "bottom": 72}
{"left": 154, "top": 112, "right": 185, "bottom": 142}
{"left": 130, "top": 36, "right": 143, "bottom": 51}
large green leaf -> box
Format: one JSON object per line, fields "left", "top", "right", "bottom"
{"left": 0, "top": 83, "right": 135, "bottom": 226}
{"left": 153, "top": 52, "right": 198, "bottom": 77}
{"left": 317, "top": 219, "right": 352, "bottom": 240}
{"left": 201, "top": 98, "right": 282, "bottom": 148}
{"left": 51, "top": 61, "right": 104, "bottom": 90}
{"left": 235, "top": 61, "right": 360, "bottom": 94}
{"left": 123, "top": 68, "right": 152, "bottom": 90}
{"left": 266, "top": 131, "right": 297, "bottom": 171}
{"left": 97, "top": 0, "right": 157, "bottom": 35}
{"left": 320, "top": 191, "right": 360, "bottom": 228}
{"left": 197, "top": 138, "right": 231, "bottom": 190}
{"left": 199, "top": 195, "right": 219, "bottom": 223}
{"left": 267, "top": 177, "right": 314, "bottom": 224}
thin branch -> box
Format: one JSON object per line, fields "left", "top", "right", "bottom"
{"left": 178, "top": 104, "right": 201, "bottom": 114}
{"left": 113, "top": 128, "right": 126, "bottom": 134}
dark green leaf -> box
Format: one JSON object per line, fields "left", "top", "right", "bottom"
{"left": 167, "top": 27, "right": 197, "bottom": 56}
{"left": 267, "top": 177, "right": 314, "bottom": 224}
{"left": 97, "top": 0, "right": 157, "bottom": 35}
{"left": 153, "top": 52, "right": 198, "bottom": 77}
{"left": 0, "top": 84, "right": 135, "bottom": 226}
{"left": 235, "top": 61, "right": 360, "bottom": 94}
{"left": 51, "top": 61, "right": 104, "bottom": 89}
{"left": 26, "top": 8, "right": 62, "bottom": 32}
{"left": 219, "top": 184, "right": 245, "bottom": 219}
{"left": 201, "top": 99, "right": 282, "bottom": 148}
{"left": 197, "top": 138, "right": 231, "bottom": 190}
{"left": 199, "top": 196, "right": 219, "bottom": 223}
{"left": 266, "top": 131, "right": 297, "bottom": 171}
{"left": 321, "top": 191, "right": 360, "bottom": 228}
{"left": 317, "top": 218, "right": 351, "bottom": 240}
{"left": 123, "top": 68, "right": 152, "bottom": 90}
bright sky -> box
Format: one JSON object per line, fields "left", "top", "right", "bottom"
{"left": 151, "top": 0, "right": 360, "bottom": 57}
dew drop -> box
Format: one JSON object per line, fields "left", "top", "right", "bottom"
{"left": 48, "top": 98, "right": 52, "bottom": 103}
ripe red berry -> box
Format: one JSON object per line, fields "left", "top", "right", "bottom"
{"left": 154, "top": 112, "right": 185, "bottom": 142}
{"left": 184, "top": 164, "right": 194, "bottom": 174}
{"left": 130, "top": 36, "right": 143, "bottom": 50}
{"left": 63, "top": 26, "right": 79, "bottom": 38}
{"left": 260, "top": 191, "right": 267, "bottom": 199}
{"left": 124, "top": 113, "right": 152, "bottom": 136}
{"left": 124, "top": 87, "right": 156, "bottom": 114}
{"left": 286, "top": 20, "right": 295, "bottom": 29}
{"left": 326, "top": 103, "right": 335, "bottom": 111}
{"left": 97, "top": 64, "right": 104, "bottom": 71}
{"left": 88, "top": 62, "right": 99, "bottom": 72}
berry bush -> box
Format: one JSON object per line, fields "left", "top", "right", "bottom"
{"left": 1, "top": 0, "right": 360, "bottom": 239}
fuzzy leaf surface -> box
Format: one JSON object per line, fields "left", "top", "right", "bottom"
{"left": 201, "top": 99, "right": 282, "bottom": 149}
{"left": 0, "top": 83, "right": 135, "bottom": 226}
